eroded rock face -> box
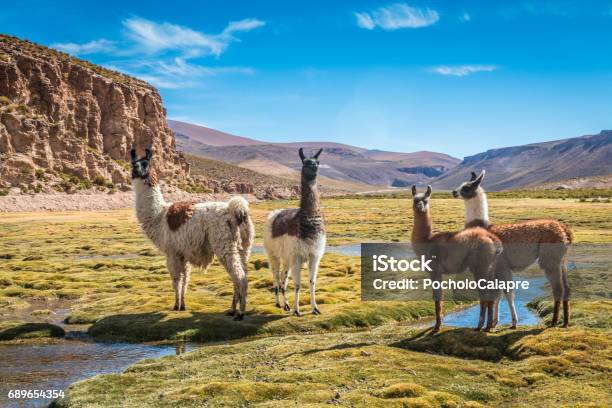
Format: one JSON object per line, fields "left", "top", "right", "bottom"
{"left": 0, "top": 35, "right": 189, "bottom": 191}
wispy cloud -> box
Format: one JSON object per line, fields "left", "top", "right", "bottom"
{"left": 49, "top": 16, "right": 264, "bottom": 89}
{"left": 355, "top": 3, "right": 439, "bottom": 31}
{"left": 459, "top": 12, "right": 471, "bottom": 22}
{"left": 430, "top": 65, "right": 498, "bottom": 77}
{"left": 122, "top": 17, "right": 265, "bottom": 57}
{"left": 52, "top": 39, "right": 116, "bottom": 55}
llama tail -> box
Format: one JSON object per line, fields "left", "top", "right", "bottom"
{"left": 560, "top": 222, "right": 574, "bottom": 245}
{"left": 228, "top": 196, "right": 255, "bottom": 266}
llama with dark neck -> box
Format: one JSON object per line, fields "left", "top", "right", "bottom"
{"left": 453, "top": 171, "right": 573, "bottom": 327}
{"left": 411, "top": 185, "right": 503, "bottom": 332}
{"left": 264, "top": 148, "right": 326, "bottom": 316}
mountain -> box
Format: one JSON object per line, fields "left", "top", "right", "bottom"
{"left": 168, "top": 119, "right": 262, "bottom": 147}
{"left": 0, "top": 35, "right": 188, "bottom": 192}
{"left": 168, "top": 120, "right": 460, "bottom": 187}
{"left": 433, "top": 131, "right": 612, "bottom": 190}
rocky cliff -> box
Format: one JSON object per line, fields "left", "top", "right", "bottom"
{"left": 0, "top": 35, "right": 189, "bottom": 193}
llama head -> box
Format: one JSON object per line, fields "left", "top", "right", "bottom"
{"left": 411, "top": 185, "right": 432, "bottom": 213}
{"left": 452, "top": 170, "right": 485, "bottom": 199}
{"left": 299, "top": 148, "right": 323, "bottom": 182}
{"left": 130, "top": 148, "right": 153, "bottom": 181}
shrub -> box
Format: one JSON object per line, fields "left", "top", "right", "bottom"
{"left": 16, "top": 104, "right": 28, "bottom": 115}
{"left": 93, "top": 175, "right": 107, "bottom": 186}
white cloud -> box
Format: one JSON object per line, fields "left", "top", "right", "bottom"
{"left": 355, "top": 12, "right": 376, "bottom": 30}
{"left": 52, "top": 39, "right": 116, "bottom": 55}
{"left": 112, "top": 58, "right": 254, "bottom": 89}
{"left": 431, "top": 65, "right": 498, "bottom": 77}
{"left": 355, "top": 3, "right": 439, "bottom": 30}
{"left": 223, "top": 18, "right": 266, "bottom": 35}
{"left": 460, "top": 12, "right": 471, "bottom": 22}
{"left": 49, "top": 16, "right": 264, "bottom": 89}
{"left": 123, "top": 17, "right": 265, "bottom": 57}
{"left": 54, "top": 17, "right": 265, "bottom": 58}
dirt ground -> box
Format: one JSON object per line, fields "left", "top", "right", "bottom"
{"left": 0, "top": 191, "right": 256, "bottom": 212}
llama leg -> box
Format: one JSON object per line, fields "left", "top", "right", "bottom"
{"left": 269, "top": 256, "right": 281, "bottom": 308}
{"left": 227, "top": 282, "right": 238, "bottom": 316}
{"left": 561, "top": 263, "right": 571, "bottom": 328}
{"left": 506, "top": 290, "right": 518, "bottom": 329}
{"left": 291, "top": 256, "right": 302, "bottom": 317}
{"left": 484, "top": 301, "right": 494, "bottom": 331}
{"left": 166, "top": 255, "right": 184, "bottom": 311}
{"left": 492, "top": 296, "right": 500, "bottom": 328}
{"left": 218, "top": 251, "right": 248, "bottom": 320}
{"left": 178, "top": 262, "right": 191, "bottom": 311}
{"left": 544, "top": 266, "right": 564, "bottom": 327}
{"left": 308, "top": 254, "right": 322, "bottom": 315}
{"left": 475, "top": 301, "right": 486, "bottom": 331}
{"left": 431, "top": 270, "right": 443, "bottom": 332}
{"left": 281, "top": 268, "right": 291, "bottom": 312}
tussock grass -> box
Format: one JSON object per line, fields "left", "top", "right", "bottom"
{"left": 1, "top": 197, "right": 611, "bottom": 407}
{"left": 0, "top": 320, "right": 65, "bottom": 341}
{"left": 53, "top": 322, "right": 611, "bottom": 407}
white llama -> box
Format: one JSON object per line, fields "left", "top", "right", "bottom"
{"left": 131, "top": 148, "right": 254, "bottom": 320}
{"left": 263, "top": 148, "right": 326, "bottom": 316}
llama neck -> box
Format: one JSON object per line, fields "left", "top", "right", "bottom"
{"left": 299, "top": 176, "right": 321, "bottom": 219}
{"left": 411, "top": 209, "right": 433, "bottom": 243}
{"left": 464, "top": 188, "right": 489, "bottom": 226}
{"left": 133, "top": 178, "right": 166, "bottom": 234}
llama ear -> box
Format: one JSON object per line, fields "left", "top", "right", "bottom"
{"left": 145, "top": 148, "right": 152, "bottom": 161}
{"left": 473, "top": 170, "right": 485, "bottom": 187}
{"left": 470, "top": 171, "right": 478, "bottom": 181}
{"left": 411, "top": 185, "right": 417, "bottom": 197}
{"left": 299, "top": 148, "right": 306, "bottom": 162}
{"left": 313, "top": 148, "right": 323, "bottom": 159}
{"left": 425, "top": 185, "right": 432, "bottom": 198}
{"left": 130, "top": 149, "right": 137, "bottom": 161}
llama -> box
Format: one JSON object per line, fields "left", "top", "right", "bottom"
{"left": 131, "top": 148, "right": 254, "bottom": 320}
{"left": 452, "top": 170, "right": 573, "bottom": 327}
{"left": 263, "top": 148, "right": 325, "bottom": 316}
{"left": 411, "top": 185, "right": 503, "bottom": 332}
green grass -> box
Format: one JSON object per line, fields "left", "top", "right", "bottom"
{"left": 1, "top": 196, "right": 610, "bottom": 407}
{"left": 52, "top": 323, "right": 611, "bottom": 407}
{"left": 0, "top": 321, "right": 65, "bottom": 341}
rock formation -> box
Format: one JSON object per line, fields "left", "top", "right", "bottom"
{"left": 0, "top": 35, "right": 189, "bottom": 193}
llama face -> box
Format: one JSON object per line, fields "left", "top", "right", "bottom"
{"left": 299, "top": 148, "right": 323, "bottom": 182}
{"left": 411, "top": 185, "right": 432, "bottom": 213}
{"left": 130, "top": 148, "right": 152, "bottom": 180}
{"left": 452, "top": 170, "right": 485, "bottom": 199}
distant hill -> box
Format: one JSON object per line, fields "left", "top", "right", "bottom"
{"left": 168, "top": 120, "right": 263, "bottom": 147}
{"left": 185, "top": 154, "right": 371, "bottom": 196}
{"left": 168, "top": 120, "right": 460, "bottom": 187}
{"left": 433, "top": 130, "right": 612, "bottom": 191}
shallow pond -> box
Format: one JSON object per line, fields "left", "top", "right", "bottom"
{"left": 0, "top": 340, "right": 198, "bottom": 408}
{"left": 443, "top": 276, "right": 547, "bottom": 327}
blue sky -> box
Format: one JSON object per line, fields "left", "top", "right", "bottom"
{"left": 2, "top": 1, "right": 611, "bottom": 158}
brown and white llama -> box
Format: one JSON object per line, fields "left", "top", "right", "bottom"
{"left": 452, "top": 170, "right": 573, "bottom": 327}
{"left": 131, "top": 148, "right": 254, "bottom": 320}
{"left": 411, "top": 185, "right": 503, "bottom": 332}
{"left": 263, "top": 148, "right": 325, "bottom": 316}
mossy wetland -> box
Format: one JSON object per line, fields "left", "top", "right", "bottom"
{"left": 1, "top": 195, "right": 610, "bottom": 407}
